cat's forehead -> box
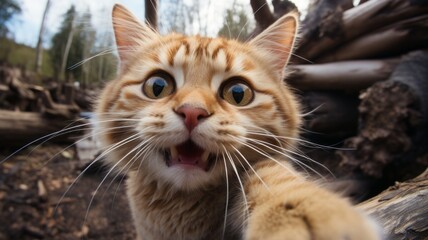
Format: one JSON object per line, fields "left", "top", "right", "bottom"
{"left": 139, "top": 34, "right": 257, "bottom": 75}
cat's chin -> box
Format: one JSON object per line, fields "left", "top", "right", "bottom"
{"left": 162, "top": 140, "right": 216, "bottom": 172}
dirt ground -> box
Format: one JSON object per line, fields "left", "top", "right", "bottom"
{"left": 0, "top": 144, "right": 136, "bottom": 240}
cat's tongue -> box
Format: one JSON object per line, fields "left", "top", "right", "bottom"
{"left": 170, "top": 140, "right": 209, "bottom": 170}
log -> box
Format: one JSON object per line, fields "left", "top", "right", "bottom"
{"left": 317, "top": 15, "right": 428, "bottom": 62}
{"left": 0, "top": 110, "right": 80, "bottom": 146}
{"left": 300, "top": 0, "right": 353, "bottom": 47}
{"left": 296, "top": 0, "right": 428, "bottom": 62}
{"left": 336, "top": 51, "right": 428, "bottom": 180}
{"left": 249, "top": 0, "right": 297, "bottom": 37}
{"left": 300, "top": 91, "right": 359, "bottom": 141}
{"left": 287, "top": 59, "right": 399, "bottom": 91}
{"left": 358, "top": 169, "right": 428, "bottom": 239}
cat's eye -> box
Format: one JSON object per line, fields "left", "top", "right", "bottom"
{"left": 220, "top": 79, "right": 254, "bottom": 106}
{"left": 142, "top": 72, "right": 175, "bottom": 99}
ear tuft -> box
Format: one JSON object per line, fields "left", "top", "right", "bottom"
{"left": 250, "top": 12, "right": 299, "bottom": 76}
{"left": 112, "top": 4, "right": 157, "bottom": 66}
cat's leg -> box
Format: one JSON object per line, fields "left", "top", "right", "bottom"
{"left": 238, "top": 161, "right": 382, "bottom": 240}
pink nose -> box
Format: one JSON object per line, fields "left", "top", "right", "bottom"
{"left": 176, "top": 105, "right": 209, "bottom": 132}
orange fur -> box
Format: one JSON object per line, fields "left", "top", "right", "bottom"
{"left": 94, "top": 4, "right": 382, "bottom": 240}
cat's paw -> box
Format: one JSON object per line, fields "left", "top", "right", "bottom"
{"left": 244, "top": 192, "right": 382, "bottom": 240}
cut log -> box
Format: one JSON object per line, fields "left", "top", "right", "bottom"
{"left": 358, "top": 169, "right": 428, "bottom": 239}
{"left": 336, "top": 51, "right": 428, "bottom": 180}
{"left": 296, "top": 0, "right": 428, "bottom": 62}
{"left": 317, "top": 15, "right": 428, "bottom": 62}
{"left": 0, "top": 110, "right": 81, "bottom": 147}
{"left": 287, "top": 59, "right": 399, "bottom": 91}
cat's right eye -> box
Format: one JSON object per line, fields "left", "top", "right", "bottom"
{"left": 142, "top": 72, "right": 175, "bottom": 99}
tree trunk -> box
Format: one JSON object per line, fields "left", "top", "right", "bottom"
{"left": 34, "top": 0, "right": 51, "bottom": 74}
{"left": 145, "top": 0, "right": 158, "bottom": 29}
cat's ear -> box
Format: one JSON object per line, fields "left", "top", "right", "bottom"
{"left": 249, "top": 12, "right": 298, "bottom": 75}
{"left": 112, "top": 4, "right": 157, "bottom": 65}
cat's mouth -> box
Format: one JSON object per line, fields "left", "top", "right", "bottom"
{"left": 162, "top": 140, "right": 215, "bottom": 171}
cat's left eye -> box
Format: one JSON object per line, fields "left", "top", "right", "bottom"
{"left": 142, "top": 72, "right": 175, "bottom": 99}
{"left": 220, "top": 79, "right": 254, "bottom": 106}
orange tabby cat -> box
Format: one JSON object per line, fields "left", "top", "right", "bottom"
{"left": 95, "top": 4, "right": 382, "bottom": 240}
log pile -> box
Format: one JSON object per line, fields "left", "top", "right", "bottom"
{"left": 0, "top": 65, "right": 94, "bottom": 147}
{"left": 251, "top": 0, "right": 428, "bottom": 238}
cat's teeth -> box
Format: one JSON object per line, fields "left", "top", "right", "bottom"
{"left": 170, "top": 147, "right": 178, "bottom": 159}
{"left": 201, "top": 151, "right": 210, "bottom": 162}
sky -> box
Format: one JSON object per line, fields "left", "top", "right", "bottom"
{"left": 10, "top": 0, "right": 310, "bottom": 48}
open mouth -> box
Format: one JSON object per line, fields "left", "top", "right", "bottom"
{"left": 163, "top": 140, "right": 216, "bottom": 171}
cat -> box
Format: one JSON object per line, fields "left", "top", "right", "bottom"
{"left": 94, "top": 4, "right": 382, "bottom": 240}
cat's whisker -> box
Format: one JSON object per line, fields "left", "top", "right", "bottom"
{"left": 54, "top": 132, "right": 141, "bottom": 214}
{"left": 231, "top": 136, "right": 298, "bottom": 177}
{"left": 230, "top": 145, "right": 270, "bottom": 191}
{"left": 221, "top": 151, "right": 229, "bottom": 240}
{"left": 39, "top": 124, "right": 136, "bottom": 169}
{"left": 83, "top": 136, "right": 151, "bottom": 225}
{"left": 243, "top": 136, "right": 328, "bottom": 179}
{"left": 101, "top": 136, "right": 155, "bottom": 200}
{"left": 222, "top": 145, "right": 249, "bottom": 224}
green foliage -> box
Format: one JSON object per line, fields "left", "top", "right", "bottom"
{"left": 0, "top": 37, "right": 53, "bottom": 76}
{"left": 218, "top": 4, "right": 250, "bottom": 41}
{"left": 0, "top": 0, "right": 21, "bottom": 37}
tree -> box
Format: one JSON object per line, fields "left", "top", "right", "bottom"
{"left": 218, "top": 3, "right": 251, "bottom": 41}
{"left": 0, "top": 0, "right": 21, "bottom": 37}
{"left": 35, "top": 0, "right": 51, "bottom": 73}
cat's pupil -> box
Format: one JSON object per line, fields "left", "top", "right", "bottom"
{"left": 153, "top": 78, "right": 166, "bottom": 96}
{"left": 232, "top": 85, "right": 244, "bottom": 104}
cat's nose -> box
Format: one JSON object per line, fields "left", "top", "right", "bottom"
{"left": 176, "top": 105, "right": 209, "bottom": 132}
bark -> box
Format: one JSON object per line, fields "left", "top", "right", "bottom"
{"left": 287, "top": 59, "right": 399, "bottom": 91}
{"left": 336, "top": 51, "right": 428, "bottom": 180}
{"left": 145, "top": 0, "right": 158, "bottom": 29}
{"left": 296, "top": 0, "right": 428, "bottom": 62}
{"left": 300, "top": 0, "right": 353, "bottom": 48}
{"left": 317, "top": 15, "right": 428, "bottom": 62}
{"left": 359, "top": 169, "right": 428, "bottom": 239}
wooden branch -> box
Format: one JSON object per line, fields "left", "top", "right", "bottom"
{"left": 358, "top": 169, "right": 428, "bottom": 239}
{"left": 296, "top": 0, "right": 428, "bottom": 62}
{"left": 287, "top": 59, "right": 399, "bottom": 91}
{"left": 317, "top": 15, "right": 428, "bottom": 62}
{"left": 145, "top": 0, "right": 158, "bottom": 29}
{"left": 250, "top": 0, "right": 276, "bottom": 30}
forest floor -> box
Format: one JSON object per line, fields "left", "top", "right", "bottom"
{"left": 0, "top": 144, "right": 135, "bottom": 240}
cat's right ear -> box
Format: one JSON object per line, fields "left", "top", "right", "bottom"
{"left": 112, "top": 4, "right": 157, "bottom": 66}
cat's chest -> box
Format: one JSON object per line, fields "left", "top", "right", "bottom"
{"left": 126, "top": 172, "right": 240, "bottom": 239}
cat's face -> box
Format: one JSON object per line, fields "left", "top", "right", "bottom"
{"left": 95, "top": 5, "right": 300, "bottom": 191}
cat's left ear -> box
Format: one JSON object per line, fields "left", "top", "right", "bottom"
{"left": 112, "top": 4, "right": 158, "bottom": 66}
{"left": 249, "top": 12, "right": 298, "bottom": 75}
